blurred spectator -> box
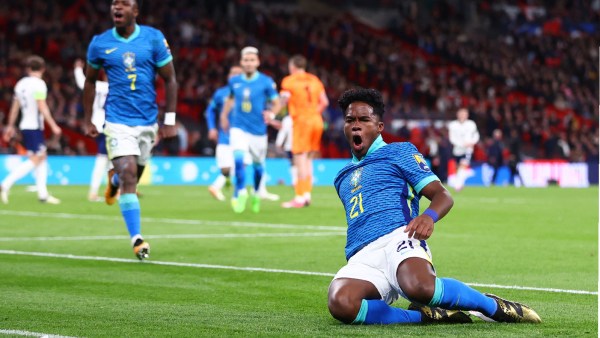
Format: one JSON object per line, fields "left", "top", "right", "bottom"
{"left": 0, "top": 0, "right": 597, "bottom": 163}
{"left": 486, "top": 129, "right": 504, "bottom": 185}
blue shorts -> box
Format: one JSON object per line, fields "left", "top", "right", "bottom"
{"left": 21, "top": 129, "right": 46, "bottom": 153}
{"left": 96, "top": 133, "right": 107, "bottom": 155}
{"left": 453, "top": 154, "right": 471, "bottom": 165}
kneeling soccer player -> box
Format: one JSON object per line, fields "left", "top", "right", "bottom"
{"left": 328, "top": 88, "right": 541, "bottom": 325}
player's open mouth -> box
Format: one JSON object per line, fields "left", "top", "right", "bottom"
{"left": 113, "top": 12, "right": 124, "bottom": 22}
{"left": 352, "top": 135, "right": 363, "bottom": 147}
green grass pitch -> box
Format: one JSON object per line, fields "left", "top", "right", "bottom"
{"left": 0, "top": 184, "right": 597, "bottom": 337}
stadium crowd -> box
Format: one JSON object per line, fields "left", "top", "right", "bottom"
{"left": 0, "top": 0, "right": 597, "bottom": 168}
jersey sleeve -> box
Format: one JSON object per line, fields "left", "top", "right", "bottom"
{"left": 205, "top": 94, "right": 218, "bottom": 130}
{"left": 86, "top": 35, "right": 102, "bottom": 70}
{"left": 226, "top": 79, "right": 234, "bottom": 98}
{"left": 394, "top": 143, "right": 439, "bottom": 194}
{"left": 280, "top": 76, "right": 291, "bottom": 93}
{"left": 33, "top": 80, "right": 48, "bottom": 100}
{"left": 153, "top": 30, "right": 173, "bottom": 68}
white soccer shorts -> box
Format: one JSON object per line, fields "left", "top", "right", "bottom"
{"left": 229, "top": 127, "right": 267, "bottom": 163}
{"left": 331, "top": 226, "right": 433, "bottom": 305}
{"left": 104, "top": 121, "right": 158, "bottom": 165}
{"left": 215, "top": 144, "right": 233, "bottom": 169}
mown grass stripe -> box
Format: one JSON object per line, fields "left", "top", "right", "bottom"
{"left": 0, "top": 249, "right": 595, "bottom": 295}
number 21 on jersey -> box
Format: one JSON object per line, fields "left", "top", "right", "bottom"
{"left": 349, "top": 192, "right": 364, "bottom": 219}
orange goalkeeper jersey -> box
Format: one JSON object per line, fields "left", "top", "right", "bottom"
{"left": 280, "top": 72, "right": 325, "bottom": 119}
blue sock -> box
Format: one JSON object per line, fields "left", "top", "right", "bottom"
{"left": 429, "top": 277, "right": 497, "bottom": 316}
{"left": 119, "top": 193, "right": 141, "bottom": 238}
{"left": 252, "top": 163, "right": 264, "bottom": 192}
{"left": 352, "top": 299, "right": 422, "bottom": 324}
{"left": 233, "top": 151, "right": 245, "bottom": 197}
{"left": 111, "top": 173, "right": 120, "bottom": 186}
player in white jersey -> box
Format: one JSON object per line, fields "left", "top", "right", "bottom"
{"left": 74, "top": 59, "right": 110, "bottom": 202}
{"left": 447, "top": 108, "right": 480, "bottom": 191}
{"left": 1, "top": 55, "right": 62, "bottom": 204}
{"left": 273, "top": 115, "right": 297, "bottom": 186}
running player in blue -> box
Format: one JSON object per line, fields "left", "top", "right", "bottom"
{"left": 220, "top": 46, "right": 282, "bottom": 214}
{"left": 328, "top": 88, "right": 541, "bottom": 325}
{"left": 82, "top": 0, "right": 178, "bottom": 260}
{"left": 206, "top": 65, "right": 243, "bottom": 201}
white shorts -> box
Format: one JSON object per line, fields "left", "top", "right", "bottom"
{"left": 215, "top": 144, "right": 233, "bottom": 169}
{"left": 104, "top": 121, "right": 158, "bottom": 165}
{"left": 229, "top": 127, "right": 267, "bottom": 163}
{"left": 331, "top": 227, "right": 433, "bottom": 305}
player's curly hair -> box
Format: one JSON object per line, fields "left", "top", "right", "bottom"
{"left": 338, "top": 88, "right": 385, "bottom": 119}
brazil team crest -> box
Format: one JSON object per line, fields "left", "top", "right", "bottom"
{"left": 122, "top": 52, "right": 136, "bottom": 72}
{"left": 350, "top": 167, "right": 363, "bottom": 192}
{"left": 413, "top": 154, "right": 431, "bottom": 172}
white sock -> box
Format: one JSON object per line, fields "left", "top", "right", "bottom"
{"left": 258, "top": 171, "right": 268, "bottom": 194}
{"left": 35, "top": 159, "right": 49, "bottom": 200}
{"left": 290, "top": 166, "right": 298, "bottom": 186}
{"left": 303, "top": 192, "right": 311, "bottom": 202}
{"left": 212, "top": 174, "right": 226, "bottom": 190}
{"left": 456, "top": 168, "right": 467, "bottom": 188}
{"left": 2, "top": 159, "right": 35, "bottom": 191}
{"left": 89, "top": 155, "right": 108, "bottom": 196}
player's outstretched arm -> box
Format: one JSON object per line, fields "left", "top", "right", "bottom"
{"left": 404, "top": 181, "right": 453, "bottom": 240}
{"left": 158, "top": 61, "right": 178, "bottom": 138}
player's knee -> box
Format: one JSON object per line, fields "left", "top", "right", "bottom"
{"left": 118, "top": 169, "right": 137, "bottom": 189}
{"left": 327, "top": 286, "right": 361, "bottom": 324}
{"left": 402, "top": 280, "right": 435, "bottom": 305}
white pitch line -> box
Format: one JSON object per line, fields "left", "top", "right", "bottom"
{"left": 466, "top": 282, "right": 597, "bottom": 295}
{"left": 0, "top": 329, "right": 77, "bottom": 337}
{"left": 0, "top": 250, "right": 596, "bottom": 296}
{"left": 0, "top": 232, "right": 345, "bottom": 242}
{"left": 0, "top": 210, "right": 345, "bottom": 231}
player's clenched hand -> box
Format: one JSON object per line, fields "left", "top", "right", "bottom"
{"left": 84, "top": 121, "right": 98, "bottom": 138}
{"left": 404, "top": 215, "right": 434, "bottom": 240}
{"left": 160, "top": 125, "right": 177, "bottom": 139}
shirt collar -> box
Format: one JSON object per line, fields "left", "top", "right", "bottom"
{"left": 112, "top": 24, "right": 140, "bottom": 42}
{"left": 351, "top": 134, "right": 386, "bottom": 164}
{"left": 243, "top": 71, "right": 260, "bottom": 82}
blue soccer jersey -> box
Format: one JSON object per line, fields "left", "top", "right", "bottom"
{"left": 334, "top": 140, "right": 440, "bottom": 260}
{"left": 86, "top": 24, "right": 173, "bottom": 126}
{"left": 205, "top": 86, "right": 230, "bottom": 145}
{"left": 227, "top": 72, "right": 278, "bottom": 136}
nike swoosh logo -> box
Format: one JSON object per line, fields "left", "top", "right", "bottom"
{"left": 105, "top": 48, "right": 118, "bottom": 54}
